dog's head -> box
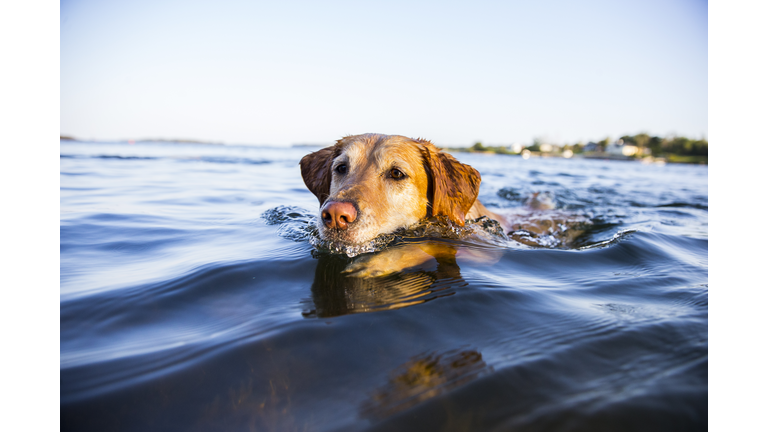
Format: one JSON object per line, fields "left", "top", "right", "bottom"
{"left": 300, "top": 134, "right": 481, "bottom": 244}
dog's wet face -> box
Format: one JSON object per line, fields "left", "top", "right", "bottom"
{"left": 300, "top": 134, "right": 481, "bottom": 246}
{"left": 303, "top": 134, "right": 430, "bottom": 244}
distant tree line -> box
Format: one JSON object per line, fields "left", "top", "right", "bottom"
{"left": 617, "top": 133, "right": 708, "bottom": 157}
{"left": 452, "top": 133, "right": 708, "bottom": 164}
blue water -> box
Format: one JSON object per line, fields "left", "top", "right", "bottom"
{"left": 60, "top": 140, "right": 707, "bottom": 431}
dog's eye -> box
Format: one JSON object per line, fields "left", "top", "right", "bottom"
{"left": 335, "top": 164, "right": 347, "bottom": 175}
{"left": 389, "top": 168, "right": 406, "bottom": 180}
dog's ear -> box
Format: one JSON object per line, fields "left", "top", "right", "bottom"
{"left": 419, "top": 140, "right": 481, "bottom": 226}
{"left": 300, "top": 145, "right": 337, "bottom": 205}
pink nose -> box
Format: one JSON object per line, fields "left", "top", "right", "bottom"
{"left": 321, "top": 201, "right": 357, "bottom": 230}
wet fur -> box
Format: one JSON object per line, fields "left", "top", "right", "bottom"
{"left": 300, "top": 133, "right": 580, "bottom": 277}
{"left": 300, "top": 133, "right": 508, "bottom": 246}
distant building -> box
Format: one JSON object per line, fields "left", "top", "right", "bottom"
{"left": 606, "top": 139, "right": 639, "bottom": 157}
{"left": 508, "top": 143, "right": 524, "bottom": 153}
{"left": 583, "top": 142, "right": 600, "bottom": 152}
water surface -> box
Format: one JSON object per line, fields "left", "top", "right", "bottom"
{"left": 61, "top": 141, "right": 707, "bottom": 431}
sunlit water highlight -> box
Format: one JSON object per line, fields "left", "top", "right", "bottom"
{"left": 61, "top": 141, "right": 707, "bottom": 431}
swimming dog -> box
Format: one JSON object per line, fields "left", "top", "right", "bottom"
{"left": 300, "top": 133, "right": 579, "bottom": 276}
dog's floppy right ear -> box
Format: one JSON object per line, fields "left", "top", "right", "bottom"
{"left": 419, "top": 140, "right": 481, "bottom": 226}
{"left": 300, "top": 145, "right": 337, "bottom": 205}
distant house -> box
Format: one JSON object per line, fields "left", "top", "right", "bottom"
{"left": 606, "top": 139, "right": 639, "bottom": 157}
{"left": 583, "top": 142, "right": 600, "bottom": 152}
{"left": 508, "top": 143, "right": 524, "bottom": 153}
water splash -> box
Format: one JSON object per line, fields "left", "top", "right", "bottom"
{"left": 505, "top": 210, "right": 593, "bottom": 249}
{"left": 310, "top": 216, "right": 510, "bottom": 257}
{"left": 261, "top": 205, "right": 318, "bottom": 242}
{"left": 262, "top": 207, "right": 510, "bottom": 257}
{"left": 262, "top": 206, "right": 600, "bottom": 256}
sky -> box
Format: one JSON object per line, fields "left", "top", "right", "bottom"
{"left": 60, "top": 0, "right": 708, "bottom": 146}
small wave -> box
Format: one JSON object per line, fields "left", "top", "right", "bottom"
{"left": 497, "top": 187, "right": 525, "bottom": 202}
{"left": 60, "top": 153, "right": 271, "bottom": 165}
{"left": 178, "top": 156, "right": 271, "bottom": 165}
{"left": 60, "top": 154, "right": 158, "bottom": 160}
{"left": 578, "top": 229, "right": 637, "bottom": 250}
{"left": 656, "top": 202, "right": 708, "bottom": 210}
{"left": 498, "top": 188, "right": 593, "bottom": 211}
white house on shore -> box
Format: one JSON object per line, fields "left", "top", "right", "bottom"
{"left": 606, "top": 139, "right": 639, "bottom": 157}
{"left": 508, "top": 143, "right": 524, "bottom": 153}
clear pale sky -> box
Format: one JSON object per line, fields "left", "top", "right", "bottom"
{"left": 61, "top": 0, "right": 707, "bottom": 146}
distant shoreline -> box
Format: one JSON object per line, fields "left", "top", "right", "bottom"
{"left": 61, "top": 134, "right": 707, "bottom": 164}
{"left": 443, "top": 147, "right": 706, "bottom": 165}
{"left": 442, "top": 133, "right": 708, "bottom": 165}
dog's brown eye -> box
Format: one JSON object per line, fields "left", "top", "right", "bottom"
{"left": 335, "top": 164, "right": 347, "bottom": 175}
{"left": 390, "top": 168, "right": 405, "bottom": 180}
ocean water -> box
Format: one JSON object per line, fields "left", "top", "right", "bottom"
{"left": 60, "top": 140, "right": 708, "bottom": 431}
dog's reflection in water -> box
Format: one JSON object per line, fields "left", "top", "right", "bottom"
{"left": 361, "top": 348, "right": 491, "bottom": 420}
{"left": 301, "top": 243, "right": 495, "bottom": 421}
{"left": 302, "top": 241, "right": 478, "bottom": 318}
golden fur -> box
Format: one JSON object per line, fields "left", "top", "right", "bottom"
{"left": 300, "top": 133, "right": 582, "bottom": 277}
{"left": 300, "top": 133, "right": 509, "bottom": 245}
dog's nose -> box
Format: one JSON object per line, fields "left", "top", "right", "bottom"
{"left": 321, "top": 201, "right": 357, "bottom": 230}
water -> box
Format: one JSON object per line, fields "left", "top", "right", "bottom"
{"left": 61, "top": 141, "right": 708, "bottom": 431}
